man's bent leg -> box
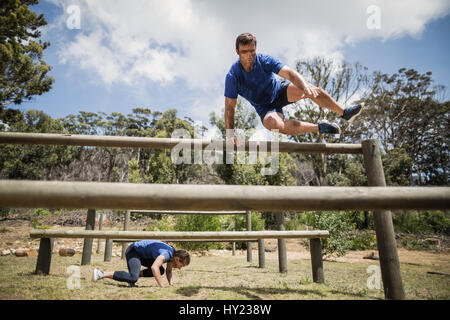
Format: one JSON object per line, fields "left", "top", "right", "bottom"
{"left": 283, "top": 119, "right": 319, "bottom": 134}
{"left": 263, "top": 112, "right": 318, "bottom": 135}
{"left": 287, "top": 84, "right": 344, "bottom": 116}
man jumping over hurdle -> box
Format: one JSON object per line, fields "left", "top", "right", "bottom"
{"left": 224, "top": 33, "right": 364, "bottom": 146}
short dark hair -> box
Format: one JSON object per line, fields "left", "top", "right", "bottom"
{"left": 236, "top": 33, "right": 257, "bottom": 50}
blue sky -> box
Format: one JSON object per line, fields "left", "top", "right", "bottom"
{"left": 14, "top": 0, "right": 450, "bottom": 133}
{"left": 343, "top": 15, "right": 450, "bottom": 99}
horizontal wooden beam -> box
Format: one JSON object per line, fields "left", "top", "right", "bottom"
{"left": 0, "top": 180, "right": 448, "bottom": 211}
{"left": 130, "top": 210, "right": 247, "bottom": 215}
{"left": 30, "top": 230, "right": 330, "bottom": 240}
{"left": 0, "top": 132, "right": 363, "bottom": 154}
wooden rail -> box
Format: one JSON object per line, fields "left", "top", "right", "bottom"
{"left": 129, "top": 210, "right": 247, "bottom": 215}
{"left": 1, "top": 180, "right": 448, "bottom": 211}
{"left": 0, "top": 132, "right": 363, "bottom": 154}
{"left": 30, "top": 230, "right": 330, "bottom": 240}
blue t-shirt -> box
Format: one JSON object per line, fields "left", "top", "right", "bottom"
{"left": 132, "top": 240, "right": 174, "bottom": 262}
{"left": 224, "top": 53, "right": 285, "bottom": 108}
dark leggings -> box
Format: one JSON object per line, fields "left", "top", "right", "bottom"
{"left": 113, "top": 245, "right": 165, "bottom": 284}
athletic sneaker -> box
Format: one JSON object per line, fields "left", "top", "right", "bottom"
{"left": 341, "top": 103, "right": 364, "bottom": 123}
{"left": 318, "top": 120, "right": 341, "bottom": 134}
{"left": 92, "top": 268, "right": 104, "bottom": 281}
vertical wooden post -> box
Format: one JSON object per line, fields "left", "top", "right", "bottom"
{"left": 96, "top": 213, "right": 104, "bottom": 254}
{"left": 121, "top": 210, "right": 130, "bottom": 259}
{"left": 81, "top": 208, "right": 96, "bottom": 265}
{"left": 104, "top": 239, "right": 113, "bottom": 262}
{"left": 362, "top": 139, "right": 405, "bottom": 300}
{"left": 35, "top": 238, "right": 54, "bottom": 275}
{"left": 276, "top": 212, "right": 287, "bottom": 273}
{"left": 310, "top": 238, "right": 324, "bottom": 283}
{"left": 232, "top": 228, "right": 236, "bottom": 256}
{"left": 246, "top": 211, "right": 252, "bottom": 262}
{"left": 258, "top": 239, "right": 265, "bottom": 268}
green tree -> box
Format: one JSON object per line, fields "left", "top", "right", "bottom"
{"left": 292, "top": 57, "right": 369, "bottom": 186}
{"left": 363, "top": 68, "right": 448, "bottom": 185}
{"left": 382, "top": 148, "right": 412, "bottom": 186}
{"left": 304, "top": 211, "right": 353, "bottom": 258}
{"left": 127, "top": 158, "right": 142, "bottom": 183}
{"left": 0, "top": 109, "right": 75, "bottom": 179}
{"left": 175, "top": 214, "right": 222, "bottom": 250}
{"left": 210, "top": 100, "right": 259, "bottom": 184}
{"left": 0, "top": 0, "right": 53, "bottom": 107}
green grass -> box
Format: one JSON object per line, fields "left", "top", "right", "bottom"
{"left": 0, "top": 250, "right": 449, "bottom": 300}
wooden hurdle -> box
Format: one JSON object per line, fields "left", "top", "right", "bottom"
{"left": 30, "top": 230, "right": 330, "bottom": 283}
{"left": 3, "top": 133, "right": 450, "bottom": 299}
{"left": 0, "top": 132, "right": 364, "bottom": 154}
{"left": 0, "top": 181, "right": 447, "bottom": 211}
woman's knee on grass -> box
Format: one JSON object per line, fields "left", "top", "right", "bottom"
{"left": 129, "top": 272, "right": 140, "bottom": 283}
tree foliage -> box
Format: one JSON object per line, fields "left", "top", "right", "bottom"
{"left": 0, "top": 0, "right": 53, "bottom": 107}
{"left": 363, "top": 68, "right": 448, "bottom": 185}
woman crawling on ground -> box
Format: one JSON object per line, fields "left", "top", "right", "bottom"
{"left": 93, "top": 240, "right": 190, "bottom": 287}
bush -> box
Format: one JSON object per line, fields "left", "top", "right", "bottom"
{"left": 146, "top": 214, "right": 175, "bottom": 232}
{"left": 30, "top": 208, "right": 52, "bottom": 229}
{"left": 0, "top": 208, "right": 9, "bottom": 218}
{"left": 393, "top": 211, "right": 450, "bottom": 235}
{"left": 348, "top": 232, "right": 377, "bottom": 250}
{"left": 420, "top": 211, "right": 450, "bottom": 235}
{"left": 404, "top": 239, "right": 437, "bottom": 251}
{"left": 225, "top": 211, "right": 265, "bottom": 250}
{"left": 307, "top": 211, "right": 353, "bottom": 258}
{"left": 345, "top": 211, "right": 373, "bottom": 230}
{"left": 34, "top": 208, "right": 51, "bottom": 218}
{"left": 228, "top": 211, "right": 265, "bottom": 232}
{"left": 174, "top": 214, "right": 223, "bottom": 250}
{"left": 285, "top": 213, "right": 306, "bottom": 230}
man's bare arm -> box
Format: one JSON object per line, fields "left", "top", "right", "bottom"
{"left": 225, "top": 97, "right": 242, "bottom": 146}
{"left": 225, "top": 97, "right": 237, "bottom": 132}
{"left": 278, "top": 66, "right": 319, "bottom": 98}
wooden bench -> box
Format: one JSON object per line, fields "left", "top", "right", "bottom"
{"left": 30, "top": 229, "right": 329, "bottom": 283}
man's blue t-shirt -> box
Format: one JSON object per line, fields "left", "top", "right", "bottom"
{"left": 132, "top": 240, "right": 174, "bottom": 262}
{"left": 224, "top": 53, "right": 285, "bottom": 108}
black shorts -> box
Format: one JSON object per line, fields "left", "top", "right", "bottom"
{"left": 254, "top": 80, "right": 291, "bottom": 123}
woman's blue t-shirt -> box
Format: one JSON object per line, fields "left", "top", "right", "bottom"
{"left": 224, "top": 53, "right": 285, "bottom": 108}
{"left": 132, "top": 240, "right": 174, "bottom": 262}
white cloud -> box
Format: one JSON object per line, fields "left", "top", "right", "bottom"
{"left": 44, "top": 0, "right": 450, "bottom": 121}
